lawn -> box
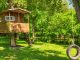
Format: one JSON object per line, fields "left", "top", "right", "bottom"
{"left": 0, "top": 42, "right": 80, "bottom": 60}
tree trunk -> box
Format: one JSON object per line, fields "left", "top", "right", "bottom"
{"left": 32, "top": 19, "right": 35, "bottom": 43}
{"left": 25, "top": 33, "right": 32, "bottom": 46}
{"left": 10, "top": 33, "right": 16, "bottom": 47}
{"left": 32, "top": 27, "right": 35, "bottom": 41}
{"left": 72, "top": 0, "right": 80, "bottom": 21}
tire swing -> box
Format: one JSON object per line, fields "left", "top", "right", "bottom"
{"left": 66, "top": 11, "right": 80, "bottom": 60}
{"left": 67, "top": 44, "right": 80, "bottom": 60}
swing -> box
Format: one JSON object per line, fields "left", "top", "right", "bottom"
{"left": 66, "top": 10, "right": 80, "bottom": 60}
{"left": 67, "top": 44, "right": 80, "bottom": 60}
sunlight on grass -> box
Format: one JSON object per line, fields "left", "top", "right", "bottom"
{"left": 0, "top": 42, "right": 80, "bottom": 60}
{"left": 0, "top": 47, "right": 5, "bottom": 51}
{"left": 32, "top": 42, "right": 67, "bottom": 57}
{"left": 32, "top": 42, "right": 80, "bottom": 60}
{"left": 70, "top": 48, "right": 78, "bottom": 57}
{"left": 18, "top": 44, "right": 28, "bottom": 47}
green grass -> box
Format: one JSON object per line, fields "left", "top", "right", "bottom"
{"left": 0, "top": 42, "right": 80, "bottom": 60}
{"left": 69, "top": 48, "right": 78, "bottom": 57}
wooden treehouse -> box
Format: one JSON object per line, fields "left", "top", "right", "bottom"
{"left": 0, "top": 0, "right": 31, "bottom": 47}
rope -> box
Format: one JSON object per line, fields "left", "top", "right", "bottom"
{"left": 71, "top": 10, "right": 75, "bottom": 45}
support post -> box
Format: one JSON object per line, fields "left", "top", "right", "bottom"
{"left": 10, "top": 33, "right": 16, "bottom": 47}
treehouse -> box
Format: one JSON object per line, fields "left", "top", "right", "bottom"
{"left": 0, "top": 0, "right": 32, "bottom": 47}
{"left": 0, "top": 8, "right": 30, "bottom": 33}
{"left": 0, "top": 8, "right": 31, "bottom": 47}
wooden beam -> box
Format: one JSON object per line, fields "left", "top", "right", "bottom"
{"left": 9, "top": 11, "right": 11, "bottom": 21}
{"left": 18, "top": 13, "right": 20, "bottom": 22}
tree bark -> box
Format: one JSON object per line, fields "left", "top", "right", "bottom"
{"left": 25, "top": 33, "right": 32, "bottom": 46}
{"left": 72, "top": 0, "right": 80, "bottom": 21}
{"left": 32, "top": 16, "right": 36, "bottom": 43}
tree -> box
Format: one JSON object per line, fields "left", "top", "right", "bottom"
{"left": 72, "top": 0, "right": 80, "bottom": 21}
{"left": 0, "top": 0, "right": 7, "bottom": 12}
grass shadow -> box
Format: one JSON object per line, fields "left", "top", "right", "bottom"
{"left": 0, "top": 46, "right": 69, "bottom": 60}
{"left": 0, "top": 43, "right": 10, "bottom": 47}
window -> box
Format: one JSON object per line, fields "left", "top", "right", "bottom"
{"left": 5, "top": 16, "right": 15, "bottom": 21}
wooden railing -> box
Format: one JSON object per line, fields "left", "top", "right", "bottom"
{"left": 9, "top": 22, "right": 29, "bottom": 33}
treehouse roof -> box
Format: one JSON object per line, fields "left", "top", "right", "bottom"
{"left": 1, "top": 8, "right": 31, "bottom": 14}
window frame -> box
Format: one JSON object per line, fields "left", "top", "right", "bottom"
{"left": 5, "top": 16, "right": 15, "bottom": 21}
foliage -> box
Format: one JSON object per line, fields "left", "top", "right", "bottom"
{"left": 13, "top": 0, "right": 27, "bottom": 8}
{"left": 35, "top": 9, "right": 80, "bottom": 43}
{"left": 0, "top": 0, "right": 80, "bottom": 44}
{"left": 0, "top": 0, "right": 80, "bottom": 60}
{"left": 0, "top": 0, "right": 7, "bottom": 12}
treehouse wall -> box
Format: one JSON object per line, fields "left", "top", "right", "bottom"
{"left": 0, "top": 12, "right": 29, "bottom": 33}
{"left": 0, "top": 22, "right": 10, "bottom": 33}
{"left": 1, "top": 12, "right": 24, "bottom": 23}
{"left": 0, "top": 14, "right": 9, "bottom": 33}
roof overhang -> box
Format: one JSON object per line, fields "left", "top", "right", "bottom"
{"left": 1, "top": 8, "right": 31, "bottom": 14}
